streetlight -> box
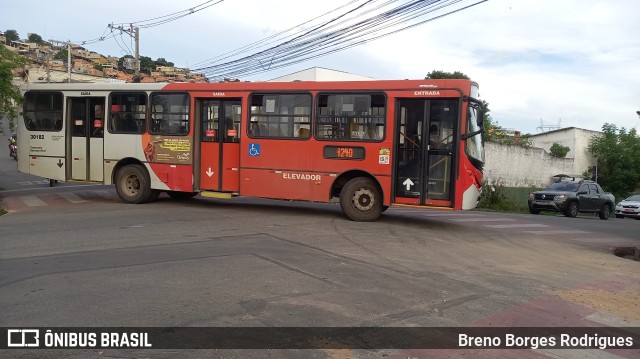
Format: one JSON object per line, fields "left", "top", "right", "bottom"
{"left": 636, "top": 110, "right": 640, "bottom": 119}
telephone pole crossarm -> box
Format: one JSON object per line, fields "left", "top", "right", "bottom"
{"left": 108, "top": 23, "right": 140, "bottom": 75}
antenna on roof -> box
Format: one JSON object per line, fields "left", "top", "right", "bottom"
{"left": 537, "top": 118, "right": 561, "bottom": 133}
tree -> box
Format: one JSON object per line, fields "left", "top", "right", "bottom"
{"left": 27, "top": 33, "right": 44, "bottom": 44}
{"left": 0, "top": 44, "right": 28, "bottom": 134}
{"left": 425, "top": 70, "right": 470, "bottom": 80}
{"left": 549, "top": 143, "right": 570, "bottom": 158}
{"left": 4, "top": 29, "right": 19, "bottom": 44}
{"left": 54, "top": 49, "right": 68, "bottom": 61}
{"left": 139, "top": 55, "right": 156, "bottom": 73}
{"left": 588, "top": 123, "right": 640, "bottom": 199}
{"left": 156, "top": 57, "right": 174, "bottom": 67}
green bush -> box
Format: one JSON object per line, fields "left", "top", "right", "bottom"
{"left": 478, "top": 181, "right": 542, "bottom": 213}
{"left": 477, "top": 180, "right": 511, "bottom": 211}
{"left": 550, "top": 143, "right": 570, "bottom": 158}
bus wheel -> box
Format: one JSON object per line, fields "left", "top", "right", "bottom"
{"left": 147, "top": 189, "right": 161, "bottom": 202}
{"left": 167, "top": 191, "right": 197, "bottom": 200}
{"left": 340, "top": 177, "right": 383, "bottom": 222}
{"left": 115, "top": 164, "right": 152, "bottom": 204}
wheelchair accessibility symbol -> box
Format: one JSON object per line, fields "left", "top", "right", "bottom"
{"left": 248, "top": 143, "right": 261, "bottom": 157}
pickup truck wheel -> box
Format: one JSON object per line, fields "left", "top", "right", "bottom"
{"left": 529, "top": 208, "right": 540, "bottom": 215}
{"left": 564, "top": 201, "right": 578, "bottom": 218}
{"left": 598, "top": 204, "right": 611, "bottom": 220}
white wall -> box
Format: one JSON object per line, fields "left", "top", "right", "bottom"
{"left": 574, "top": 130, "right": 600, "bottom": 175}
{"left": 484, "top": 142, "right": 575, "bottom": 187}
{"left": 529, "top": 127, "right": 600, "bottom": 175}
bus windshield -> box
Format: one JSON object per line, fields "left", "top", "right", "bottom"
{"left": 465, "top": 100, "right": 484, "bottom": 166}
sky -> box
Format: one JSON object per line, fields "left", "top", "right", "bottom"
{"left": 2, "top": 0, "right": 639, "bottom": 134}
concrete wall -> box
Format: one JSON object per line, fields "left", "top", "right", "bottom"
{"left": 573, "top": 130, "right": 600, "bottom": 175}
{"left": 484, "top": 142, "right": 575, "bottom": 187}
{"left": 529, "top": 127, "right": 600, "bottom": 175}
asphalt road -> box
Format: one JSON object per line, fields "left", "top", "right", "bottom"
{"left": 1, "top": 143, "right": 639, "bottom": 358}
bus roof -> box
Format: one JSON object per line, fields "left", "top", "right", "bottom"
{"left": 20, "top": 78, "right": 478, "bottom": 94}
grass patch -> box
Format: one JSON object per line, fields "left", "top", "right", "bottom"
{"left": 477, "top": 181, "right": 542, "bottom": 213}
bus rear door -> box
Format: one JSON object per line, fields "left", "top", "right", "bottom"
{"left": 68, "top": 97, "right": 105, "bottom": 182}
{"left": 198, "top": 99, "right": 242, "bottom": 192}
{"left": 394, "top": 99, "right": 458, "bottom": 207}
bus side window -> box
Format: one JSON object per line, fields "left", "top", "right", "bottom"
{"left": 109, "top": 93, "right": 147, "bottom": 134}
{"left": 248, "top": 93, "right": 311, "bottom": 139}
{"left": 54, "top": 115, "right": 63, "bottom": 131}
{"left": 149, "top": 93, "right": 189, "bottom": 136}
{"left": 23, "top": 92, "right": 64, "bottom": 132}
{"left": 315, "top": 93, "right": 385, "bottom": 141}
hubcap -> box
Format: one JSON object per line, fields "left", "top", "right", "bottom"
{"left": 352, "top": 188, "right": 374, "bottom": 211}
{"left": 125, "top": 175, "right": 140, "bottom": 195}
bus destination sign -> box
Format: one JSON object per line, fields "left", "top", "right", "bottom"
{"left": 323, "top": 146, "right": 365, "bottom": 160}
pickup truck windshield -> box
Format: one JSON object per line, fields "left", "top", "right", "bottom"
{"left": 546, "top": 182, "right": 580, "bottom": 191}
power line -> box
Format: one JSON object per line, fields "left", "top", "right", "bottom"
{"left": 73, "top": 0, "right": 224, "bottom": 49}
{"left": 193, "top": 0, "right": 488, "bottom": 81}
{"left": 196, "top": 0, "right": 472, "bottom": 77}
{"left": 111, "top": 0, "right": 224, "bottom": 29}
{"left": 189, "top": 0, "right": 364, "bottom": 68}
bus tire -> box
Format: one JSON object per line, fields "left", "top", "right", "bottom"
{"left": 147, "top": 189, "right": 161, "bottom": 202}
{"left": 340, "top": 177, "right": 383, "bottom": 222}
{"left": 167, "top": 191, "right": 197, "bottom": 200}
{"left": 115, "top": 164, "right": 152, "bottom": 204}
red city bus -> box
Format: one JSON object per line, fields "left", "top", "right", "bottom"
{"left": 17, "top": 79, "right": 484, "bottom": 221}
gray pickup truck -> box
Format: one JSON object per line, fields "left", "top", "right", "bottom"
{"left": 528, "top": 180, "right": 616, "bottom": 219}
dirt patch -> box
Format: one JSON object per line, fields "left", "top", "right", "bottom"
{"left": 552, "top": 284, "right": 640, "bottom": 322}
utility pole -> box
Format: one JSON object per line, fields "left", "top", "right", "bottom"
{"left": 135, "top": 26, "right": 140, "bottom": 76}
{"left": 108, "top": 23, "right": 140, "bottom": 75}
{"left": 49, "top": 39, "right": 73, "bottom": 82}
{"left": 45, "top": 51, "right": 51, "bottom": 83}
{"left": 67, "top": 40, "right": 71, "bottom": 82}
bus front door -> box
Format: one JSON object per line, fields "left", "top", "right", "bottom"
{"left": 394, "top": 99, "right": 457, "bottom": 207}
{"left": 68, "top": 97, "right": 105, "bottom": 182}
{"left": 199, "top": 99, "right": 242, "bottom": 192}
